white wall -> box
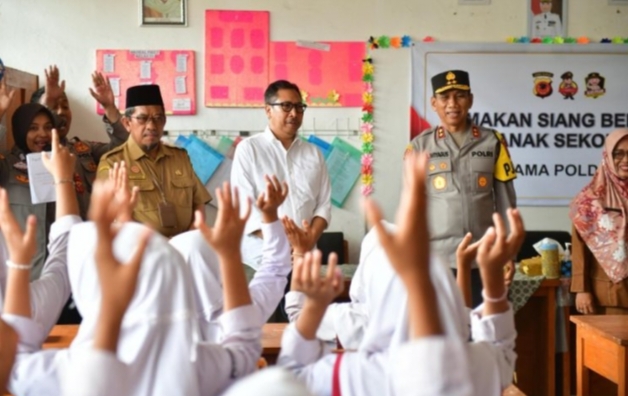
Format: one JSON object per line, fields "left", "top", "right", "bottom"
{"left": 1, "top": 0, "right": 627, "bottom": 262}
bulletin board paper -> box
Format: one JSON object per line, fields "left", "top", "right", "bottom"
{"left": 204, "top": 10, "right": 270, "bottom": 107}
{"left": 270, "top": 42, "right": 365, "bottom": 107}
{"left": 95, "top": 50, "right": 196, "bottom": 115}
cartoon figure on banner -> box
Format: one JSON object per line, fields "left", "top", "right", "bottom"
{"left": 559, "top": 71, "right": 578, "bottom": 100}
{"left": 532, "top": 71, "right": 554, "bottom": 99}
{"left": 584, "top": 72, "right": 606, "bottom": 99}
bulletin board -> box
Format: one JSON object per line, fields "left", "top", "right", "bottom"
{"left": 204, "top": 10, "right": 365, "bottom": 108}
{"left": 95, "top": 50, "right": 196, "bottom": 115}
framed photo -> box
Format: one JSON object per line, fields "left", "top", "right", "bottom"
{"left": 528, "top": 0, "right": 567, "bottom": 37}
{"left": 141, "top": 0, "right": 187, "bottom": 26}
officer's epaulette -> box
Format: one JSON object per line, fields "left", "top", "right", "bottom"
{"left": 100, "top": 145, "right": 125, "bottom": 161}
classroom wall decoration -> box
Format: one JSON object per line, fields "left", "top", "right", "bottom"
{"left": 411, "top": 42, "right": 628, "bottom": 206}
{"left": 204, "top": 10, "right": 365, "bottom": 107}
{"left": 95, "top": 50, "right": 196, "bottom": 115}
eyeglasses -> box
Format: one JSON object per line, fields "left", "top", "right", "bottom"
{"left": 612, "top": 150, "right": 628, "bottom": 160}
{"left": 267, "top": 102, "right": 307, "bottom": 114}
{"left": 129, "top": 114, "right": 166, "bottom": 125}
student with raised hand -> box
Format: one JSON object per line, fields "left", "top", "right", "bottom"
{"left": 60, "top": 180, "right": 151, "bottom": 396}
{"left": 170, "top": 174, "right": 292, "bottom": 341}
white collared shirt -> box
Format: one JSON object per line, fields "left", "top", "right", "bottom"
{"left": 231, "top": 126, "right": 332, "bottom": 237}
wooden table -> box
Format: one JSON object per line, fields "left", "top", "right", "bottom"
{"left": 513, "top": 278, "right": 561, "bottom": 396}
{"left": 571, "top": 315, "right": 628, "bottom": 396}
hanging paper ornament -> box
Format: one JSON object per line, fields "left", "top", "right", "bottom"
{"left": 506, "top": 37, "right": 517, "bottom": 43}
{"left": 361, "top": 184, "right": 374, "bottom": 196}
{"left": 361, "top": 164, "right": 373, "bottom": 175}
{"left": 362, "top": 142, "right": 374, "bottom": 153}
{"left": 361, "top": 122, "right": 373, "bottom": 133}
{"left": 518, "top": 37, "right": 530, "bottom": 43}
{"left": 530, "top": 37, "right": 542, "bottom": 43}
{"left": 378, "top": 36, "right": 390, "bottom": 48}
{"left": 362, "top": 92, "right": 373, "bottom": 104}
{"left": 361, "top": 132, "right": 374, "bottom": 143}
{"left": 553, "top": 37, "right": 564, "bottom": 44}
{"left": 361, "top": 174, "right": 373, "bottom": 185}
{"left": 361, "top": 153, "right": 374, "bottom": 167}
{"left": 361, "top": 112, "right": 374, "bottom": 122}
{"left": 401, "top": 35, "right": 412, "bottom": 47}
{"left": 423, "top": 36, "right": 435, "bottom": 42}
{"left": 362, "top": 73, "right": 374, "bottom": 83}
{"left": 542, "top": 37, "right": 554, "bottom": 44}
{"left": 612, "top": 37, "right": 624, "bottom": 44}
{"left": 362, "top": 104, "right": 374, "bottom": 113}
{"left": 327, "top": 90, "right": 340, "bottom": 103}
{"left": 601, "top": 38, "right": 612, "bottom": 43}
{"left": 390, "top": 37, "right": 402, "bottom": 48}
{"left": 564, "top": 37, "right": 577, "bottom": 44}
{"left": 364, "top": 83, "right": 373, "bottom": 93}
{"left": 368, "top": 36, "right": 379, "bottom": 50}
{"left": 362, "top": 62, "right": 374, "bottom": 75}
{"left": 577, "top": 36, "right": 590, "bottom": 44}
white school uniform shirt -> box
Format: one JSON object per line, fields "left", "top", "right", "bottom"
{"left": 531, "top": 12, "right": 562, "bottom": 37}
{"left": 278, "top": 223, "right": 517, "bottom": 396}
{"left": 7, "top": 222, "right": 263, "bottom": 396}
{"left": 170, "top": 219, "right": 291, "bottom": 341}
{"left": 284, "top": 222, "right": 390, "bottom": 349}
{"left": 0, "top": 215, "right": 80, "bottom": 335}
{"left": 231, "top": 126, "right": 332, "bottom": 269}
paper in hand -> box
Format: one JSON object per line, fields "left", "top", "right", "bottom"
{"left": 26, "top": 152, "right": 56, "bottom": 204}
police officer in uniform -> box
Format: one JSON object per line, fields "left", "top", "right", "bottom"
{"left": 531, "top": 0, "right": 563, "bottom": 37}
{"left": 409, "top": 70, "right": 517, "bottom": 307}
{"left": 97, "top": 84, "right": 211, "bottom": 238}
{"left": 32, "top": 66, "right": 130, "bottom": 220}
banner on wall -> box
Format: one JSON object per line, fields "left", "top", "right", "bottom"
{"left": 411, "top": 43, "right": 628, "bottom": 206}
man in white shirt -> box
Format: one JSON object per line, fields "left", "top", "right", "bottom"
{"left": 531, "top": 0, "right": 563, "bottom": 37}
{"left": 231, "top": 80, "right": 332, "bottom": 271}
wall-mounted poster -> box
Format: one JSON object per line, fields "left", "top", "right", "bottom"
{"left": 95, "top": 50, "right": 196, "bottom": 115}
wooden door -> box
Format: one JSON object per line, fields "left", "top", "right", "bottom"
{"left": 1, "top": 67, "right": 39, "bottom": 151}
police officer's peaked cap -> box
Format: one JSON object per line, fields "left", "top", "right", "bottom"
{"left": 125, "top": 84, "right": 165, "bottom": 109}
{"left": 431, "top": 70, "right": 471, "bottom": 95}
{"left": 561, "top": 71, "right": 573, "bottom": 79}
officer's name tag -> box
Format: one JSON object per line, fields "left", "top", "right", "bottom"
{"left": 158, "top": 202, "right": 177, "bottom": 228}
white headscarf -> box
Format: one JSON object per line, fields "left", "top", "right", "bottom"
{"left": 66, "top": 222, "right": 202, "bottom": 396}
{"left": 169, "top": 229, "right": 224, "bottom": 341}
{"left": 222, "top": 367, "right": 312, "bottom": 396}
{"left": 338, "top": 222, "right": 470, "bottom": 395}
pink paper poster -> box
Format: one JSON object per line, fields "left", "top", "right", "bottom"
{"left": 95, "top": 50, "right": 196, "bottom": 115}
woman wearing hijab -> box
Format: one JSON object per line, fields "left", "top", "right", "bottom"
{"left": 571, "top": 129, "right": 628, "bottom": 315}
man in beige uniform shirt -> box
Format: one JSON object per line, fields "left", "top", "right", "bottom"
{"left": 97, "top": 84, "right": 211, "bottom": 238}
{"left": 409, "top": 70, "right": 517, "bottom": 307}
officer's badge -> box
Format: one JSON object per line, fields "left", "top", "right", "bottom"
{"left": 472, "top": 126, "right": 480, "bottom": 139}
{"left": 439, "top": 162, "right": 447, "bottom": 170}
{"left": 175, "top": 170, "right": 182, "bottom": 176}
{"left": 429, "top": 163, "right": 436, "bottom": 171}
{"left": 436, "top": 126, "right": 445, "bottom": 140}
{"left": 432, "top": 175, "right": 446, "bottom": 190}
{"left": 15, "top": 174, "right": 29, "bottom": 183}
{"left": 130, "top": 165, "right": 141, "bottom": 174}
{"left": 74, "top": 141, "right": 90, "bottom": 154}
{"left": 478, "top": 176, "right": 488, "bottom": 188}
{"left": 13, "top": 161, "right": 27, "bottom": 171}
{"left": 532, "top": 72, "right": 554, "bottom": 99}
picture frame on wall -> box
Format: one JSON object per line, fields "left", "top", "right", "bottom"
{"left": 141, "top": 0, "right": 187, "bottom": 26}
{"left": 528, "top": 0, "right": 567, "bottom": 37}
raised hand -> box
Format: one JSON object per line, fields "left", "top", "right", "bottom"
{"left": 456, "top": 232, "right": 482, "bottom": 308}
{"left": 0, "top": 77, "right": 16, "bottom": 119}
{"left": 0, "top": 189, "right": 37, "bottom": 266}
{"left": 41, "top": 65, "right": 66, "bottom": 108}
{"left": 282, "top": 217, "right": 313, "bottom": 255}
{"left": 364, "top": 151, "right": 430, "bottom": 282}
{"left": 195, "top": 182, "right": 251, "bottom": 258}
{"left": 89, "top": 71, "right": 116, "bottom": 110}
{"left": 90, "top": 180, "right": 151, "bottom": 319}
{"left": 476, "top": 209, "right": 525, "bottom": 275}
{"left": 256, "top": 175, "right": 288, "bottom": 223}
{"left": 42, "top": 129, "right": 75, "bottom": 183}
{"left": 107, "top": 161, "right": 139, "bottom": 223}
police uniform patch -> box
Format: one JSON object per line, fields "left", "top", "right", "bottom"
{"left": 493, "top": 131, "right": 517, "bottom": 182}
{"left": 433, "top": 175, "right": 446, "bottom": 190}
{"left": 74, "top": 141, "right": 90, "bottom": 154}
{"left": 15, "top": 174, "right": 29, "bottom": 183}
{"left": 472, "top": 126, "right": 480, "bottom": 139}
{"left": 13, "top": 162, "right": 27, "bottom": 171}
{"left": 436, "top": 126, "right": 446, "bottom": 140}
{"left": 439, "top": 162, "right": 447, "bottom": 170}
{"left": 478, "top": 176, "right": 488, "bottom": 188}
{"left": 131, "top": 165, "right": 141, "bottom": 174}
{"left": 175, "top": 170, "right": 182, "bottom": 176}
{"left": 429, "top": 163, "right": 436, "bottom": 171}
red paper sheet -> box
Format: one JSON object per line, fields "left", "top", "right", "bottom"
{"left": 95, "top": 50, "right": 196, "bottom": 115}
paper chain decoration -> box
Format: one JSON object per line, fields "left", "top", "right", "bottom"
{"left": 506, "top": 36, "right": 628, "bottom": 44}
{"left": 360, "top": 35, "right": 421, "bottom": 196}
